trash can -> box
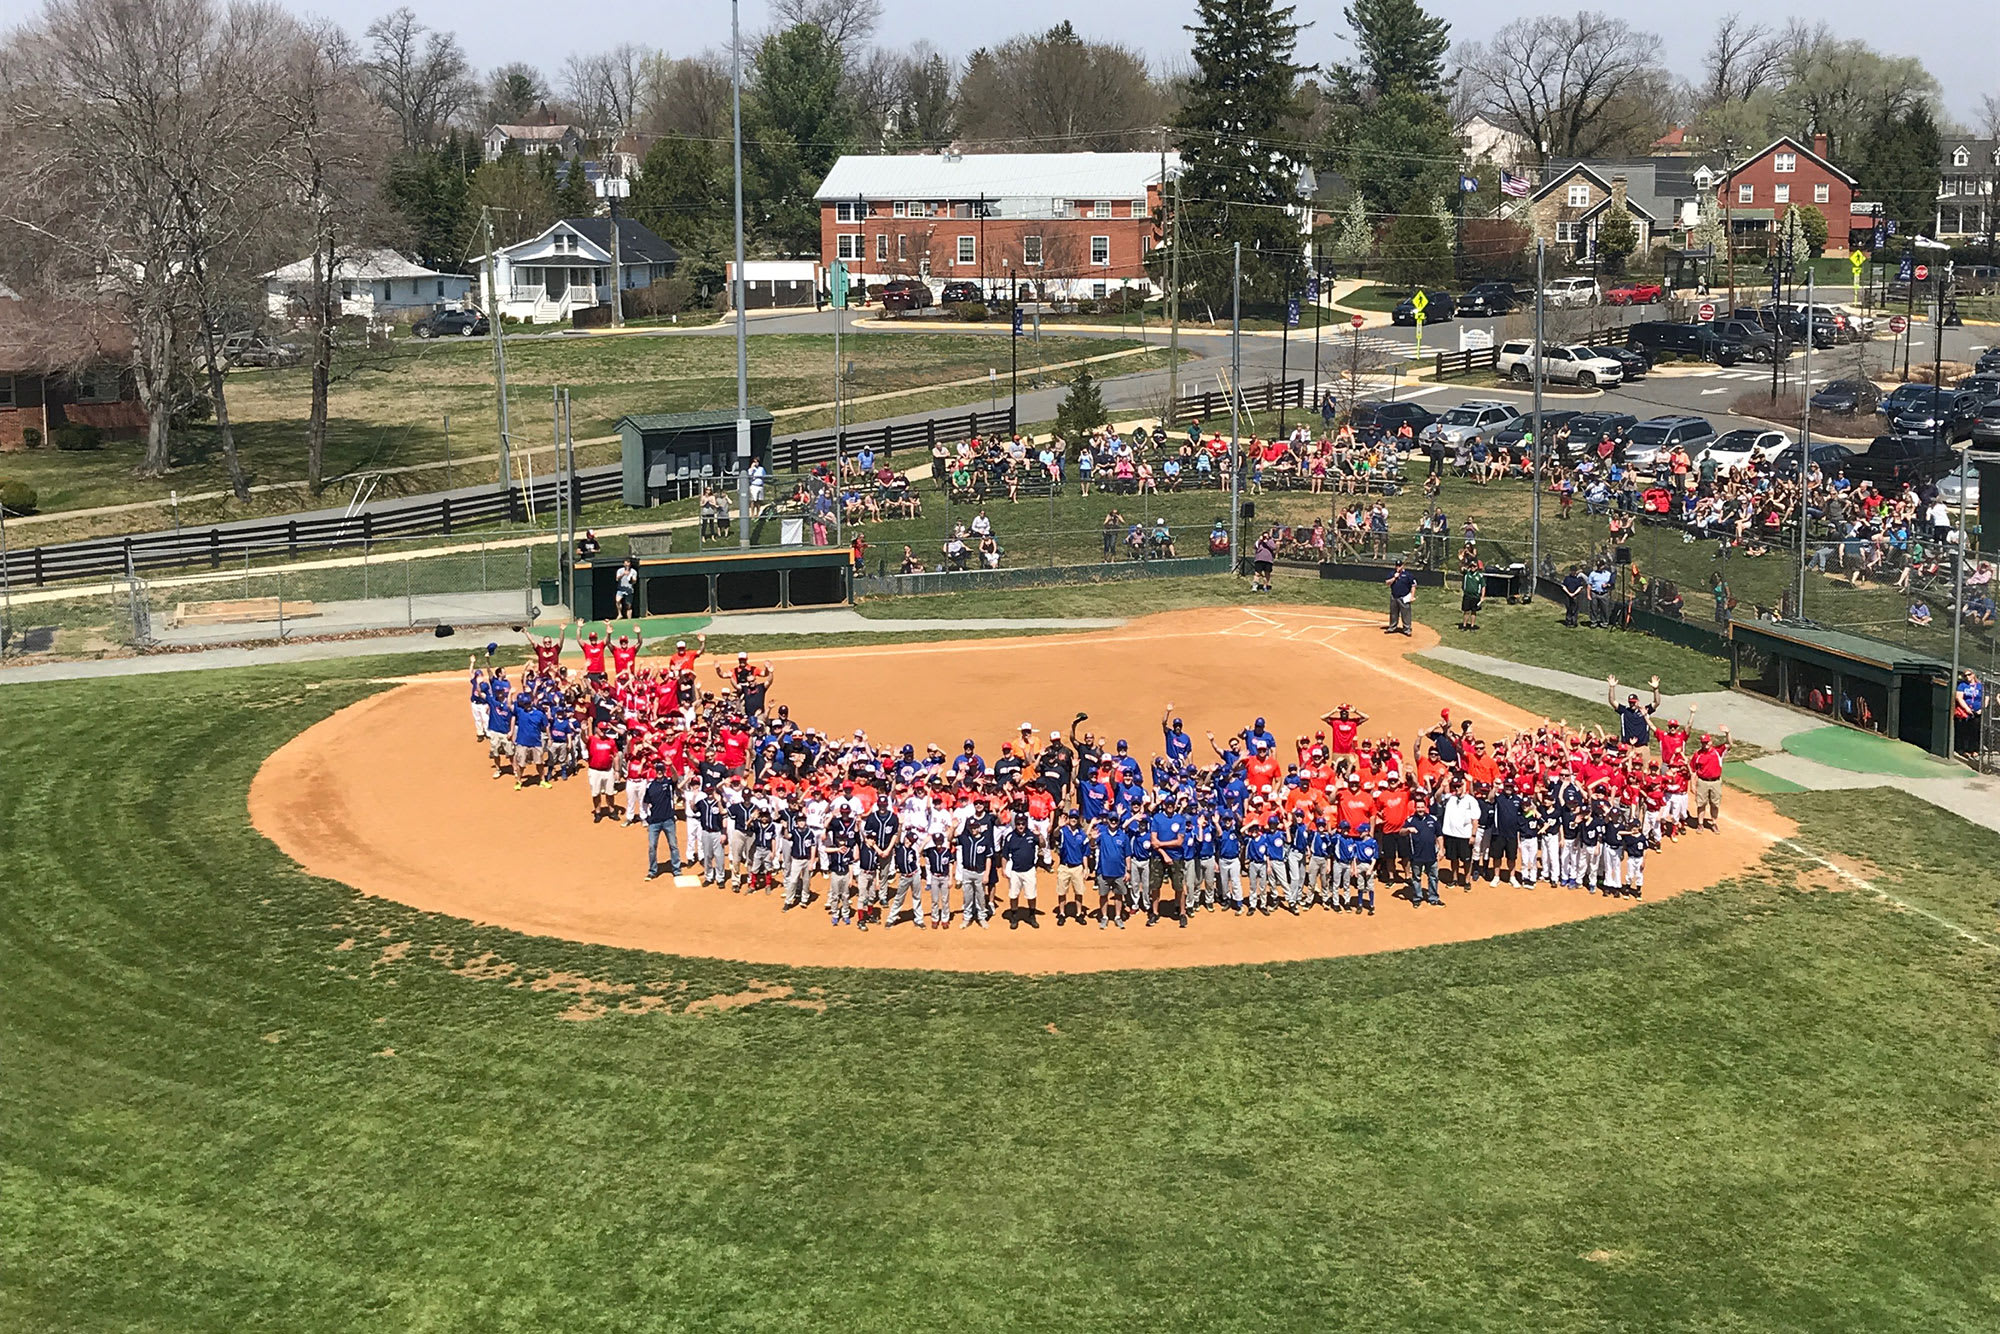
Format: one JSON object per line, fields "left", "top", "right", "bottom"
{"left": 1507, "top": 562, "right": 1529, "bottom": 604}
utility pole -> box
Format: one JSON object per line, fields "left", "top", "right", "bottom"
{"left": 1722, "top": 145, "right": 1737, "bottom": 312}
{"left": 1278, "top": 259, "right": 1292, "bottom": 436}
{"left": 1948, "top": 258, "right": 1970, "bottom": 713}
{"left": 1167, "top": 165, "right": 1181, "bottom": 431}
{"left": 1310, "top": 258, "right": 1323, "bottom": 421}
{"left": 1796, "top": 272, "right": 1813, "bottom": 618}
{"left": 481, "top": 206, "right": 512, "bottom": 490}
{"left": 730, "top": 0, "right": 751, "bottom": 547}
{"left": 598, "top": 175, "right": 630, "bottom": 327}
{"left": 1229, "top": 242, "right": 1242, "bottom": 566}
{"left": 1530, "top": 238, "right": 1545, "bottom": 596}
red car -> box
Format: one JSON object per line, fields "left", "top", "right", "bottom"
{"left": 1603, "top": 281, "right": 1663, "bottom": 305}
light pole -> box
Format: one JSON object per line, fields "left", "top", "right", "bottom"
{"left": 1531, "top": 238, "right": 1545, "bottom": 596}
{"left": 1229, "top": 242, "right": 1243, "bottom": 566}
{"left": 730, "top": 0, "right": 751, "bottom": 547}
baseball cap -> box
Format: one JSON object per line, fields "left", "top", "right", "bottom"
{"left": 739, "top": 651, "right": 749, "bottom": 660}
{"left": 1019, "top": 721, "right": 1034, "bottom": 731}
{"left": 676, "top": 640, "right": 686, "bottom": 648}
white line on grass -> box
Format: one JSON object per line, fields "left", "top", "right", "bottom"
{"left": 1768, "top": 836, "right": 2000, "bottom": 954}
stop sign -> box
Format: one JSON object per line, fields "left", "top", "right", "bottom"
{"left": 1915, "top": 264, "right": 1929, "bottom": 281}
{"left": 1888, "top": 314, "right": 1908, "bottom": 334}
{"left": 1697, "top": 301, "right": 1716, "bottom": 322}
{"left": 1350, "top": 314, "right": 1364, "bottom": 329}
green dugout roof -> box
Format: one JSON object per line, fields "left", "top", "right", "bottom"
{"left": 616, "top": 409, "right": 775, "bottom": 434}
{"left": 1730, "top": 617, "right": 1950, "bottom": 680}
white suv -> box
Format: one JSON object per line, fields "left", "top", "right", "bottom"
{"left": 1421, "top": 400, "right": 1522, "bottom": 447}
{"left": 1496, "top": 340, "right": 1625, "bottom": 388}
{"left": 1542, "top": 276, "right": 1602, "bottom": 307}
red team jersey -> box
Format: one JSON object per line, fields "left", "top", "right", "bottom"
{"left": 579, "top": 639, "right": 608, "bottom": 674}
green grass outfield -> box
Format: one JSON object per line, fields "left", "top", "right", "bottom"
{"left": 3, "top": 619, "right": 1997, "bottom": 1330}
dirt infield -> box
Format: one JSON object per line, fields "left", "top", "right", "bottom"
{"left": 250, "top": 607, "right": 1786, "bottom": 974}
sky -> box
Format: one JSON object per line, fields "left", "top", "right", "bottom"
{"left": 328, "top": 0, "right": 1992, "bottom": 128}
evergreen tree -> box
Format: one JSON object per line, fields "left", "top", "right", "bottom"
{"left": 1856, "top": 105, "right": 1940, "bottom": 243}
{"left": 630, "top": 135, "right": 730, "bottom": 291}
{"left": 387, "top": 136, "right": 477, "bottom": 272}
{"left": 748, "top": 22, "right": 855, "bottom": 256}
{"left": 1324, "top": 0, "right": 1457, "bottom": 237}
{"left": 1381, "top": 210, "right": 1451, "bottom": 287}
{"left": 1054, "top": 364, "right": 1109, "bottom": 444}
{"left": 1596, "top": 207, "right": 1638, "bottom": 272}
{"left": 554, "top": 158, "right": 595, "bottom": 219}
{"left": 1171, "top": 0, "right": 1308, "bottom": 306}
{"left": 1330, "top": 0, "right": 1451, "bottom": 97}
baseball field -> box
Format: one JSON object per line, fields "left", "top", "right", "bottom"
{"left": 3, "top": 581, "right": 1997, "bottom": 1331}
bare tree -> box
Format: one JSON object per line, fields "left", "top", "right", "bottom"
{"left": 271, "top": 23, "right": 392, "bottom": 494}
{"left": 0, "top": 0, "right": 240, "bottom": 477}
{"left": 956, "top": 22, "right": 1164, "bottom": 152}
{"left": 1458, "top": 13, "right": 1670, "bottom": 164}
{"left": 1981, "top": 92, "right": 2000, "bottom": 141}
{"left": 562, "top": 44, "right": 651, "bottom": 142}
{"left": 767, "top": 0, "right": 881, "bottom": 49}
{"left": 637, "top": 52, "right": 732, "bottom": 141}
{"left": 1770, "top": 23, "right": 1937, "bottom": 161}
{"left": 363, "top": 7, "right": 471, "bottom": 150}
{"left": 1698, "top": 14, "right": 1782, "bottom": 107}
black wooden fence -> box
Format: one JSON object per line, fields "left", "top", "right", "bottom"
{"left": 1432, "top": 347, "right": 1501, "bottom": 379}
{"left": 1171, "top": 378, "right": 1304, "bottom": 426}
{"left": 2, "top": 407, "right": 1016, "bottom": 587}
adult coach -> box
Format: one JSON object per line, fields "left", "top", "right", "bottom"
{"left": 1689, "top": 728, "right": 1730, "bottom": 831}
{"left": 1384, "top": 560, "right": 1415, "bottom": 636}
{"left": 1608, "top": 675, "right": 1662, "bottom": 750}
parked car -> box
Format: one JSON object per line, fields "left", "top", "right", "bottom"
{"left": 1954, "top": 372, "right": 2000, "bottom": 401}
{"left": 1711, "top": 317, "right": 1785, "bottom": 362}
{"left": 1752, "top": 303, "right": 1837, "bottom": 348}
{"left": 1541, "top": 276, "right": 1601, "bottom": 307}
{"left": 1348, "top": 399, "right": 1438, "bottom": 442}
{"left": 879, "top": 278, "right": 934, "bottom": 312}
{"left": 1456, "top": 282, "right": 1518, "bottom": 317}
{"left": 1809, "top": 377, "right": 1881, "bottom": 416}
{"left": 938, "top": 280, "right": 982, "bottom": 304}
{"left": 1454, "top": 287, "right": 1516, "bottom": 318}
{"left": 1421, "top": 400, "right": 1521, "bottom": 447}
{"left": 1769, "top": 440, "right": 1857, "bottom": 476}
{"left": 1839, "top": 434, "right": 1960, "bottom": 488}
{"left": 1978, "top": 347, "right": 2000, "bottom": 373}
{"left": 1587, "top": 344, "right": 1652, "bottom": 379}
{"left": 1877, "top": 382, "right": 1938, "bottom": 422}
{"left": 1699, "top": 427, "right": 1792, "bottom": 471}
{"left": 1603, "top": 280, "right": 1663, "bottom": 305}
{"left": 1494, "top": 339, "right": 1624, "bottom": 387}
{"left": 1888, "top": 388, "right": 1982, "bottom": 442}
{"left": 219, "top": 330, "right": 302, "bottom": 367}
{"left": 411, "top": 308, "right": 489, "bottom": 338}
{"left": 1492, "top": 409, "right": 1581, "bottom": 451}
{"left": 1622, "top": 415, "right": 1717, "bottom": 467}
{"left": 1972, "top": 397, "right": 2000, "bottom": 448}
{"left": 1390, "top": 290, "right": 1455, "bottom": 325}
{"left": 1625, "top": 320, "right": 1743, "bottom": 365}
{"left": 1935, "top": 468, "right": 1980, "bottom": 510}
{"left": 1563, "top": 411, "right": 1639, "bottom": 454}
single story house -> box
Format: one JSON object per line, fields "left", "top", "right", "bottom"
{"left": 260, "top": 248, "right": 473, "bottom": 323}
{"left": 478, "top": 218, "right": 681, "bottom": 324}
{"left": 0, "top": 290, "right": 146, "bottom": 450}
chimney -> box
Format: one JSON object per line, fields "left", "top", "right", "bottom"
{"left": 1611, "top": 174, "right": 1628, "bottom": 211}
{"left": 1813, "top": 133, "right": 1828, "bottom": 160}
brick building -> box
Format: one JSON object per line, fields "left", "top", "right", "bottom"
{"left": 0, "top": 289, "right": 145, "bottom": 452}
{"left": 1716, "top": 134, "right": 1856, "bottom": 256}
{"left": 1521, "top": 160, "right": 1703, "bottom": 262}
{"left": 813, "top": 151, "right": 1176, "bottom": 301}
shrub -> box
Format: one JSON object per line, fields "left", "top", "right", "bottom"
{"left": 625, "top": 275, "right": 697, "bottom": 319}
{"left": 0, "top": 477, "right": 37, "bottom": 515}
{"left": 51, "top": 423, "right": 103, "bottom": 451}
{"left": 21, "top": 426, "right": 43, "bottom": 449}
{"left": 942, "top": 301, "right": 987, "bottom": 322}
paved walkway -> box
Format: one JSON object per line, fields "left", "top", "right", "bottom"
{"left": 1420, "top": 644, "right": 2000, "bottom": 834}
{"left": 0, "top": 611, "right": 1126, "bottom": 687}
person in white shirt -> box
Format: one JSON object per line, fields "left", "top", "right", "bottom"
{"left": 1439, "top": 779, "right": 1482, "bottom": 888}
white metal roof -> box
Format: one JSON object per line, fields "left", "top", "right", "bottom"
{"left": 816, "top": 151, "right": 1177, "bottom": 202}
{"left": 261, "top": 248, "right": 456, "bottom": 284}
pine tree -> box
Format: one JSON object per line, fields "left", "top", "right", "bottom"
{"left": 1324, "top": 0, "right": 1458, "bottom": 234}
{"left": 748, "top": 22, "right": 854, "bottom": 256}
{"left": 1172, "top": 0, "right": 1307, "bottom": 307}
{"left": 1382, "top": 211, "right": 1451, "bottom": 287}
{"left": 1857, "top": 105, "right": 1941, "bottom": 243}
{"left": 1054, "top": 364, "right": 1109, "bottom": 444}
{"left": 1331, "top": 0, "right": 1452, "bottom": 97}
{"left": 1597, "top": 207, "right": 1638, "bottom": 272}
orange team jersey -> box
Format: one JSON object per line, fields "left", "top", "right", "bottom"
{"left": 1375, "top": 787, "right": 1412, "bottom": 832}
{"left": 1244, "top": 755, "right": 1282, "bottom": 792}
{"left": 670, "top": 647, "right": 700, "bottom": 673}
{"left": 1414, "top": 754, "right": 1445, "bottom": 790}
{"left": 849, "top": 786, "right": 879, "bottom": 815}
{"left": 1025, "top": 788, "right": 1055, "bottom": 821}
{"left": 579, "top": 639, "right": 608, "bottom": 673}
{"left": 1282, "top": 784, "right": 1318, "bottom": 817}
{"left": 1335, "top": 790, "right": 1376, "bottom": 829}
{"left": 1462, "top": 752, "right": 1498, "bottom": 786}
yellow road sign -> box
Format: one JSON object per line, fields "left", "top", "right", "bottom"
{"left": 1411, "top": 290, "right": 1429, "bottom": 313}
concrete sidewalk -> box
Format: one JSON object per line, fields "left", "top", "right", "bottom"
{"left": 1419, "top": 643, "right": 2000, "bottom": 834}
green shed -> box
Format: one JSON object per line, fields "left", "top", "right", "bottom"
{"left": 618, "top": 409, "right": 774, "bottom": 508}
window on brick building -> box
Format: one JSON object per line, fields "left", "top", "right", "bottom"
{"left": 1738, "top": 183, "right": 1754, "bottom": 204}
{"left": 1022, "top": 235, "right": 1042, "bottom": 265}
{"left": 1773, "top": 184, "right": 1790, "bottom": 204}
{"left": 1090, "top": 235, "right": 1110, "bottom": 265}
{"left": 1814, "top": 183, "right": 1830, "bottom": 203}
{"left": 836, "top": 234, "right": 863, "bottom": 260}
{"left": 876, "top": 233, "right": 887, "bottom": 261}
{"left": 956, "top": 235, "right": 975, "bottom": 265}
{"left": 1567, "top": 182, "right": 1590, "bottom": 207}
{"left": 1774, "top": 152, "right": 1796, "bottom": 173}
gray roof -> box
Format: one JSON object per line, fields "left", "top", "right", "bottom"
{"left": 1942, "top": 138, "right": 2000, "bottom": 169}
{"left": 817, "top": 151, "right": 1172, "bottom": 202}
{"left": 562, "top": 217, "right": 680, "bottom": 267}
{"left": 617, "top": 409, "right": 774, "bottom": 435}
{"left": 1538, "top": 159, "right": 1699, "bottom": 223}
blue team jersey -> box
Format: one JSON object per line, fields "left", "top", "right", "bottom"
{"left": 486, "top": 699, "right": 513, "bottom": 732}
{"left": 513, "top": 706, "right": 546, "bottom": 747}
{"left": 1164, "top": 727, "right": 1193, "bottom": 761}
{"left": 1058, "top": 826, "right": 1090, "bottom": 866}
{"left": 1093, "top": 828, "right": 1129, "bottom": 878}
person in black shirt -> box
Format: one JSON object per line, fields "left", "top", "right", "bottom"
{"left": 1404, "top": 799, "right": 1443, "bottom": 906}
{"left": 1036, "top": 733, "right": 1075, "bottom": 800}
{"left": 1560, "top": 566, "right": 1587, "bottom": 628}
{"left": 1001, "top": 815, "right": 1042, "bottom": 929}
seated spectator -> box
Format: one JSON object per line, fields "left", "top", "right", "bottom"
{"left": 1908, "top": 600, "right": 1933, "bottom": 626}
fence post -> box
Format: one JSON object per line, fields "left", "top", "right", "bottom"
{"left": 362, "top": 512, "right": 373, "bottom": 545}
{"left": 276, "top": 567, "right": 285, "bottom": 641}
{"left": 405, "top": 556, "right": 413, "bottom": 627}
{"left": 481, "top": 541, "right": 488, "bottom": 590}
{"left": 287, "top": 520, "right": 298, "bottom": 558}
{"left": 927, "top": 418, "right": 936, "bottom": 452}
{"left": 442, "top": 496, "right": 452, "bottom": 534}
{"left": 34, "top": 548, "right": 44, "bottom": 586}
{"left": 525, "top": 547, "right": 535, "bottom": 621}
{"left": 362, "top": 536, "right": 370, "bottom": 600}
{"left": 209, "top": 529, "right": 220, "bottom": 569}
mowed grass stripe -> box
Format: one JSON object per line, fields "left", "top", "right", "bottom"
{"left": 0, "top": 653, "right": 1996, "bottom": 1331}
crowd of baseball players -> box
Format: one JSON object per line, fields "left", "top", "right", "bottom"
{"left": 465, "top": 623, "right": 1735, "bottom": 931}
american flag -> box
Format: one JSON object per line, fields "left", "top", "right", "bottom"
{"left": 1500, "top": 170, "right": 1531, "bottom": 199}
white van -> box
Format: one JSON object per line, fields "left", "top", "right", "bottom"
{"left": 1541, "top": 276, "right": 1602, "bottom": 307}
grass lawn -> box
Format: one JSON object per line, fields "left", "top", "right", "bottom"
{"left": 2, "top": 644, "right": 1997, "bottom": 1330}
{"left": 0, "top": 332, "right": 1155, "bottom": 520}
{"left": 1333, "top": 284, "right": 1412, "bottom": 314}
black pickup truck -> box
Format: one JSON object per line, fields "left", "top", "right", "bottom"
{"left": 1836, "top": 435, "right": 1960, "bottom": 488}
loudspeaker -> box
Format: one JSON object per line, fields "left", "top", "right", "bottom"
{"left": 1614, "top": 544, "right": 1632, "bottom": 566}
{"left": 1240, "top": 501, "right": 1257, "bottom": 520}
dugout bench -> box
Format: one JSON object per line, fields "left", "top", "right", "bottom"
{"left": 1728, "top": 618, "right": 1953, "bottom": 756}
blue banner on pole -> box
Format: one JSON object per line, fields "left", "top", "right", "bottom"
{"left": 1897, "top": 255, "right": 1914, "bottom": 282}
{"left": 1886, "top": 219, "right": 1898, "bottom": 236}
{"left": 1012, "top": 307, "right": 1023, "bottom": 335}
{"left": 1306, "top": 273, "right": 1319, "bottom": 302}
{"left": 1286, "top": 298, "right": 1300, "bottom": 327}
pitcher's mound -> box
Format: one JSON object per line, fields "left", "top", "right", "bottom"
{"left": 250, "top": 607, "right": 1781, "bottom": 974}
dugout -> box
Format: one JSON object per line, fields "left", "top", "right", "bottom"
{"left": 619, "top": 409, "right": 774, "bottom": 508}
{"left": 574, "top": 545, "right": 851, "bottom": 620}
{"left": 1728, "top": 619, "right": 1952, "bottom": 755}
